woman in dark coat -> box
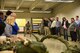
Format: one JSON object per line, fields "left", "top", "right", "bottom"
{"left": 62, "top": 17, "right": 69, "bottom": 41}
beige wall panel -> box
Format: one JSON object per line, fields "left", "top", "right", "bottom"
{"left": 16, "top": 13, "right": 53, "bottom": 18}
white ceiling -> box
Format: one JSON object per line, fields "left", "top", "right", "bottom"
{"left": 0, "top": 0, "right": 59, "bottom": 10}
{"left": 0, "top": 0, "right": 75, "bottom": 13}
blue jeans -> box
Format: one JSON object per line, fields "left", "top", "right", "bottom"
{"left": 77, "top": 29, "right": 80, "bottom": 41}
{"left": 70, "top": 31, "right": 77, "bottom": 42}
{"left": 56, "top": 27, "right": 60, "bottom": 36}
{"left": 63, "top": 29, "right": 68, "bottom": 40}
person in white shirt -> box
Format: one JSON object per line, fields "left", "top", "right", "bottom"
{"left": 51, "top": 18, "right": 56, "bottom": 35}
{"left": 49, "top": 17, "right": 54, "bottom": 35}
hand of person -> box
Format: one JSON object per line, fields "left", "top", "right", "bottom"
{"left": 64, "top": 27, "right": 67, "bottom": 29}
{"left": 74, "top": 28, "right": 76, "bottom": 32}
{"left": 79, "top": 27, "right": 80, "bottom": 29}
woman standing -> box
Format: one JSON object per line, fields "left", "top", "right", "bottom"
{"left": 10, "top": 13, "right": 19, "bottom": 35}
{"left": 62, "top": 17, "right": 69, "bottom": 41}
{"left": 69, "top": 18, "right": 77, "bottom": 42}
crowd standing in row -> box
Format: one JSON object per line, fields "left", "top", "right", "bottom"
{"left": 0, "top": 10, "right": 80, "bottom": 42}
{"left": 41, "top": 16, "right": 80, "bottom": 42}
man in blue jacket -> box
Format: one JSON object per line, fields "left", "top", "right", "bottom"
{"left": 0, "top": 12, "right": 6, "bottom": 35}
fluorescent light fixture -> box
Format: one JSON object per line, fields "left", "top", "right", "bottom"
{"left": 0, "top": 10, "right": 24, "bottom": 12}
{"left": 11, "top": 10, "right": 24, "bottom": 12}
{"left": 24, "top": 0, "right": 35, "bottom": 1}
{"left": 30, "top": 11, "right": 51, "bottom": 13}
{"left": 0, "top": 10, "right": 7, "bottom": 11}
{"left": 45, "top": 0, "right": 74, "bottom": 2}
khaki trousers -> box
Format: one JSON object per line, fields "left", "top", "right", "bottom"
{"left": 44, "top": 26, "right": 51, "bottom": 36}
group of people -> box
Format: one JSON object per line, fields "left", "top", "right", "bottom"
{"left": 0, "top": 11, "right": 19, "bottom": 37}
{"left": 42, "top": 16, "right": 80, "bottom": 42}
{"left": 0, "top": 10, "right": 80, "bottom": 42}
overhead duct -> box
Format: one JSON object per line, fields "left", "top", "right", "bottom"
{"left": 45, "top": 0, "right": 74, "bottom": 2}
{"left": 30, "top": 11, "right": 51, "bottom": 13}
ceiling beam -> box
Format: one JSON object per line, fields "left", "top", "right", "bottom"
{"left": 42, "top": 3, "right": 57, "bottom": 11}
{"left": 1, "top": 0, "right": 5, "bottom": 9}
{"left": 16, "top": 0, "right": 24, "bottom": 10}
{"left": 30, "top": 0, "right": 43, "bottom": 10}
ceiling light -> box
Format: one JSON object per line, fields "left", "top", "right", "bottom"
{"left": 45, "top": 0, "right": 74, "bottom": 2}
{"left": 30, "top": 11, "right": 51, "bottom": 13}
{"left": 24, "top": 0, "right": 35, "bottom": 1}
{"left": 0, "top": 10, "right": 24, "bottom": 13}
{"left": 11, "top": 10, "right": 24, "bottom": 12}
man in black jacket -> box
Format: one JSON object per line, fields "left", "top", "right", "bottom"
{"left": 42, "top": 18, "right": 51, "bottom": 36}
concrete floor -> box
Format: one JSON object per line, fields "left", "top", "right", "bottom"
{"left": 0, "top": 33, "right": 80, "bottom": 53}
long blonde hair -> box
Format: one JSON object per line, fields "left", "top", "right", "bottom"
{"left": 6, "top": 13, "right": 16, "bottom": 26}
